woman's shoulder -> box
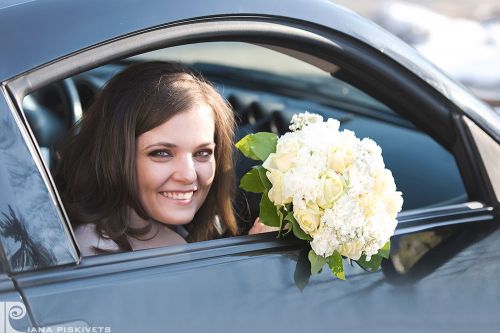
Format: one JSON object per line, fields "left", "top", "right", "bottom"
{"left": 74, "top": 223, "right": 120, "bottom": 256}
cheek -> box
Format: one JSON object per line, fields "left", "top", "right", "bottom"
{"left": 136, "top": 159, "right": 170, "bottom": 192}
{"left": 197, "top": 160, "right": 216, "bottom": 187}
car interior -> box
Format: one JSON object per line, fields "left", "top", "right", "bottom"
{"left": 20, "top": 41, "right": 470, "bottom": 266}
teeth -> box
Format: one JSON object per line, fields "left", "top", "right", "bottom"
{"left": 161, "top": 191, "right": 194, "bottom": 200}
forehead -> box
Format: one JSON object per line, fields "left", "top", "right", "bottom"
{"left": 137, "top": 104, "right": 215, "bottom": 146}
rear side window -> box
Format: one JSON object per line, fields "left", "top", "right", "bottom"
{"left": 0, "top": 98, "right": 76, "bottom": 272}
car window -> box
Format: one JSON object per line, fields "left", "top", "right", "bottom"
{"left": 21, "top": 41, "right": 468, "bottom": 252}
{"left": 0, "top": 98, "right": 77, "bottom": 272}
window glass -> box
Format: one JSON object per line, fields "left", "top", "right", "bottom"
{"left": 0, "top": 98, "right": 76, "bottom": 272}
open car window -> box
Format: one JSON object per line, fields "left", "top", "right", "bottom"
{"left": 19, "top": 41, "right": 469, "bottom": 258}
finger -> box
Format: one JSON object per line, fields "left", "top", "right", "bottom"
{"left": 248, "top": 221, "right": 264, "bottom": 235}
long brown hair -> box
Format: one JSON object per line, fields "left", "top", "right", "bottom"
{"left": 56, "top": 61, "right": 238, "bottom": 250}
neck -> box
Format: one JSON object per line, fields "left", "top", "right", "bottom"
{"left": 128, "top": 208, "right": 151, "bottom": 229}
{"left": 126, "top": 209, "right": 188, "bottom": 249}
{"left": 127, "top": 209, "right": 160, "bottom": 241}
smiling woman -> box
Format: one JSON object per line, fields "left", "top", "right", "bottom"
{"left": 135, "top": 105, "right": 216, "bottom": 227}
{"left": 55, "top": 61, "right": 238, "bottom": 255}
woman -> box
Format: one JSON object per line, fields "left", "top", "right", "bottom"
{"left": 56, "top": 61, "right": 238, "bottom": 256}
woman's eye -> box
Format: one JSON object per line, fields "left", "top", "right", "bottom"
{"left": 149, "top": 150, "right": 172, "bottom": 158}
{"left": 194, "top": 149, "right": 213, "bottom": 160}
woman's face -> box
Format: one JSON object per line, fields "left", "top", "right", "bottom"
{"left": 135, "top": 104, "right": 216, "bottom": 225}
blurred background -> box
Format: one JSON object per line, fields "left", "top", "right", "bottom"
{"left": 334, "top": 0, "right": 500, "bottom": 110}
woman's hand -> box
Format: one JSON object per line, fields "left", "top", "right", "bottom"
{"left": 248, "top": 218, "right": 279, "bottom": 235}
{"left": 248, "top": 218, "right": 264, "bottom": 235}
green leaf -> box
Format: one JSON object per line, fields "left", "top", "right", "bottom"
{"left": 326, "top": 251, "right": 345, "bottom": 280}
{"left": 285, "top": 212, "right": 312, "bottom": 241}
{"left": 378, "top": 241, "right": 391, "bottom": 259}
{"left": 277, "top": 208, "right": 284, "bottom": 237}
{"left": 308, "top": 250, "right": 326, "bottom": 275}
{"left": 235, "top": 134, "right": 260, "bottom": 160}
{"left": 235, "top": 132, "right": 278, "bottom": 161}
{"left": 250, "top": 132, "right": 278, "bottom": 161}
{"left": 294, "top": 249, "right": 311, "bottom": 291}
{"left": 279, "top": 207, "right": 292, "bottom": 236}
{"left": 259, "top": 190, "right": 281, "bottom": 227}
{"left": 356, "top": 254, "right": 383, "bottom": 272}
{"left": 239, "top": 168, "right": 265, "bottom": 193}
{"left": 256, "top": 165, "right": 272, "bottom": 190}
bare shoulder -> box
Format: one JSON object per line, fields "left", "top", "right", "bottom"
{"left": 74, "top": 224, "right": 120, "bottom": 256}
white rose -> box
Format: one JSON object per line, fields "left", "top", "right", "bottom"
{"left": 328, "top": 148, "right": 354, "bottom": 174}
{"left": 263, "top": 152, "right": 295, "bottom": 173}
{"left": 266, "top": 170, "right": 292, "bottom": 205}
{"left": 316, "top": 170, "right": 344, "bottom": 209}
{"left": 338, "top": 240, "right": 363, "bottom": 260}
{"left": 293, "top": 202, "right": 322, "bottom": 235}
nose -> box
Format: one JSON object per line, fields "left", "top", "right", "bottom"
{"left": 172, "top": 154, "right": 197, "bottom": 184}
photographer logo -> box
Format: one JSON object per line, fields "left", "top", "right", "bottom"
{"left": 0, "top": 301, "right": 27, "bottom": 333}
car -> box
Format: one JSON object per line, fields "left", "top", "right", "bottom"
{"left": 0, "top": 0, "right": 499, "bottom": 332}
{"left": 371, "top": 2, "right": 500, "bottom": 111}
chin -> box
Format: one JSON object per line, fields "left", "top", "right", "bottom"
{"left": 156, "top": 213, "right": 195, "bottom": 226}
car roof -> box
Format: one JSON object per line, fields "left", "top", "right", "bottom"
{"left": 0, "top": 0, "right": 431, "bottom": 82}
{"left": 1, "top": 0, "right": 498, "bottom": 138}
{"left": 0, "top": 0, "right": 36, "bottom": 10}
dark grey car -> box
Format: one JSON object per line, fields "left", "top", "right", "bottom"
{"left": 0, "top": 0, "right": 499, "bottom": 332}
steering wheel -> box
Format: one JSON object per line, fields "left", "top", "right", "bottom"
{"left": 22, "top": 78, "right": 83, "bottom": 170}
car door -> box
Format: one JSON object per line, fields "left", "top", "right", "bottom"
{"left": 1, "top": 5, "right": 499, "bottom": 333}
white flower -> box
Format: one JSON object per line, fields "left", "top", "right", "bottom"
{"left": 293, "top": 202, "right": 322, "bottom": 235}
{"left": 266, "top": 170, "right": 292, "bottom": 205}
{"left": 316, "top": 170, "right": 344, "bottom": 209}
{"left": 310, "top": 224, "right": 338, "bottom": 257}
{"left": 289, "top": 112, "right": 323, "bottom": 131}
{"left": 263, "top": 112, "right": 403, "bottom": 261}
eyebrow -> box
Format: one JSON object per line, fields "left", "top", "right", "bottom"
{"left": 144, "top": 142, "right": 216, "bottom": 150}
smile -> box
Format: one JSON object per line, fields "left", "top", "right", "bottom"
{"left": 160, "top": 191, "right": 195, "bottom": 200}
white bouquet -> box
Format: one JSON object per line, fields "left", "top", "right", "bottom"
{"left": 236, "top": 112, "right": 403, "bottom": 279}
